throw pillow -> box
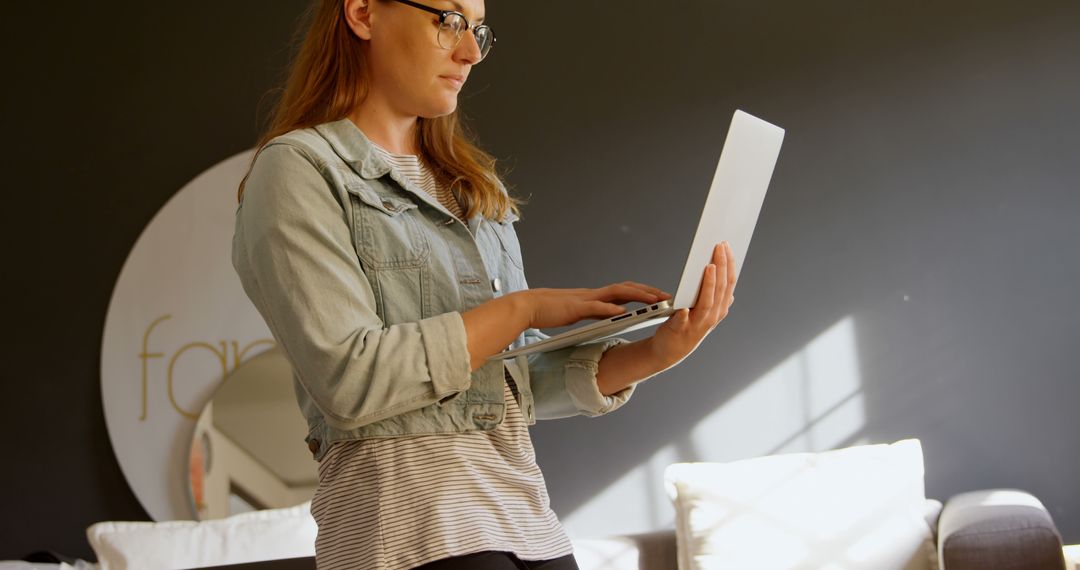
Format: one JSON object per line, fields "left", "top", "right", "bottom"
{"left": 664, "top": 439, "right": 937, "bottom": 570}
{"left": 85, "top": 500, "right": 316, "bottom": 569}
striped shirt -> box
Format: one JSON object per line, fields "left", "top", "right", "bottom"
{"left": 373, "top": 144, "right": 467, "bottom": 222}
{"left": 309, "top": 144, "right": 574, "bottom": 570}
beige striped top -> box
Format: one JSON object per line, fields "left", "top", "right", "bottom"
{"left": 375, "top": 143, "right": 467, "bottom": 221}
{"left": 308, "top": 144, "right": 574, "bottom": 570}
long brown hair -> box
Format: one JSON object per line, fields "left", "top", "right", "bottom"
{"left": 237, "top": 0, "right": 522, "bottom": 221}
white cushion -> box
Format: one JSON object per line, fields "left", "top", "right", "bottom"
{"left": 85, "top": 501, "right": 316, "bottom": 570}
{"left": 664, "top": 439, "right": 937, "bottom": 570}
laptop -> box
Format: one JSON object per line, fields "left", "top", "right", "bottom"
{"left": 488, "top": 109, "right": 785, "bottom": 361}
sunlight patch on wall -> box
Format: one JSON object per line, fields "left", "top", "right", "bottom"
{"left": 561, "top": 443, "right": 679, "bottom": 538}
{"left": 691, "top": 315, "right": 865, "bottom": 460}
{"left": 562, "top": 315, "right": 867, "bottom": 538}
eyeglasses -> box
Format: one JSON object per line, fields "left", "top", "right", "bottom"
{"left": 389, "top": 0, "right": 495, "bottom": 62}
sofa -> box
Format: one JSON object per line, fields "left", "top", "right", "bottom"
{"left": 73, "top": 439, "right": 1073, "bottom": 570}
{"left": 569, "top": 489, "right": 1069, "bottom": 570}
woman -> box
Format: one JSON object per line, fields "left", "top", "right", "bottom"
{"left": 231, "top": 0, "right": 737, "bottom": 568}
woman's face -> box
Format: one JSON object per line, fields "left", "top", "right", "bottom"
{"left": 349, "top": 0, "right": 486, "bottom": 119}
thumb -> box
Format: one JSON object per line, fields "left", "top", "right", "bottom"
{"left": 678, "top": 308, "right": 690, "bottom": 323}
{"left": 666, "top": 308, "right": 688, "bottom": 329}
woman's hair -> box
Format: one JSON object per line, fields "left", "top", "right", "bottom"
{"left": 236, "top": 0, "right": 522, "bottom": 221}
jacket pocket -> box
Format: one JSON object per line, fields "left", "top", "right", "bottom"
{"left": 346, "top": 182, "right": 430, "bottom": 269}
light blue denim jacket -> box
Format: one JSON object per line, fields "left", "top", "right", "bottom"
{"left": 231, "top": 118, "right": 636, "bottom": 461}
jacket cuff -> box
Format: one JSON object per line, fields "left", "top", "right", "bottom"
{"left": 564, "top": 337, "right": 637, "bottom": 417}
{"left": 418, "top": 311, "right": 473, "bottom": 397}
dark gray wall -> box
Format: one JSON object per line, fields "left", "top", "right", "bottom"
{"left": 476, "top": 0, "right": 1080, "bottom": 544}
{"left": 2, "top": 1, "right": 309, "bottom": 561}
{"left": 3, "top": 0, "right": 1077, "bottom": 562}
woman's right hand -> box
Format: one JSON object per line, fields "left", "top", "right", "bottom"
{"left": 461, "top": 281, "right": 671, "bottom": 371}
{"left": 515, "top": 282, "right": 672, "bottom": 330}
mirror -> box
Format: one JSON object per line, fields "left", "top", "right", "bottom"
{"left": 187, "top": 346, "right": 317, "bottom": 520}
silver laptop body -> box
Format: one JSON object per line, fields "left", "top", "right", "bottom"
{"left": 489, "top": 109, "right": 785, "bottom": 361}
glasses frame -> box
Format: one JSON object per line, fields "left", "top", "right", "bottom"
{"left": 388, "top": 0, "right": 495, "bottom": 60}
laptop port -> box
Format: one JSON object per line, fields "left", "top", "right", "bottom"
{"left": 651, "top": 304, "right": 658, "bottom": 310}
{"left": 612, "top": 312, "right": 633, "bottom": 322}
{"left": 636, "top": 308, "right": 647, "bottom": 315}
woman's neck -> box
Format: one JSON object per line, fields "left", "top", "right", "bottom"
{"left": 348, "top": 91, "right": 420, "bottom": 155}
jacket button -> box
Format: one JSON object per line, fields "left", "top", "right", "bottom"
{"left": 308, "top": 439, "right": 320, "bottom": 455}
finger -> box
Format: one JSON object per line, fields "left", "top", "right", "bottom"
{"left": 705, "top": 241, "right": 729, "bottom": 306}
{"left": 713, "top": 242, "right": 725, "bottom": 264}
{"left": 664, "top": 308, "right": 690, "bottom": 332}
{"left": 623, "top": 281, "right": 672, "bottom": 299}
{"left": 596, "top": 282, "right": 652, "bottom": 302}
{"left": 701, "top": 246, "right": 734, "bottom": 331}
{"left": 677, "top": 308, "right": 691, "bottom": 329}
{"left": 725, "top": 241, "right": 737, "bottom": 291}
{"left": 587, "top": 301, "right": 627, "bottom": 318}
{"left": 619, "top": 281, "right": 668, "bottom": 301}
{"left": 595, "top": 283, "right": 662, "bottom": 304}
{"left": 714, "top": 241, "right": 731, "bottom": 313}
{"left": 693, "top": 263, "right": 717, "bottom": 322}
{"left": 620, "top": 281, "right": 673, "bottom": 302}
{"left": 723, "top": 242, "right": 737, "bottom": 306}
{"left": 712, "top": 242, "right": 734, "bottom": 314}
{"left": 713, "top": 241, "right": 728, "bottom": 293}
{"left": 711, "top": 242, "right": 727, "bottom": 298}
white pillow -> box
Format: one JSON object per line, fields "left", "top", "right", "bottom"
{"left": 664, "top": 439, "right": 937, "bottom": 570}
{"left": 86, "top": 500, "right": 316, "bottom": 570}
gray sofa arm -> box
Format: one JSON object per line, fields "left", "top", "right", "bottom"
{"left": 572, "top": 529, "right": 678, "bottom": 570}
{"left": 615, "top": 529, "right": 678, "bottom": 570}
{"left": 937, "top": 489, "right": 1065, "bottom": 570}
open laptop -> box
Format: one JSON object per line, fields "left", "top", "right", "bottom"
{"left": 489, "top": 109, "right": 785, "bottom": 361}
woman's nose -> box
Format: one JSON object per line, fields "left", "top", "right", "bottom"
{"left": 453, "top": 30, "right": 482, "bottom": 65}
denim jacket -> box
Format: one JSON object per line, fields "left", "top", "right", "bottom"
{"left": 231, "top": 118, "right": 636, "bottom": 462}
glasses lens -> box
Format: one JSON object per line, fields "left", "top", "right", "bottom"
{"left": 475, "top": 26, "right": 493, "bottom": 60}
{"left": 438, "top": 13, "right": 467, "bottom": 50}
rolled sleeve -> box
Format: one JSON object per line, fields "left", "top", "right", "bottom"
{"left": 564, "top": 337, "right": 638, "bottom": 416}
{"left": 418, "top": 310, "right": 473, "bottom": 397}
{"left": 527, "top": 332, "right": 638, "bottom": 419}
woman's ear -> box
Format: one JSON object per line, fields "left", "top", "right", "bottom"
{"left": 344, "top": 0, "right": 375, "bottom": 40}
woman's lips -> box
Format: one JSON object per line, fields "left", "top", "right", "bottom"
{"left": 440, "top": 75, "right": 464, "bottom": 89}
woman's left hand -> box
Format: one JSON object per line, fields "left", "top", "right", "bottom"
{"left": 647, "top": 241, "right": 737, "bottom": 369}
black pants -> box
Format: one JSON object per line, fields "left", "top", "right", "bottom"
{"left": 414, "top": 550, "right": 579, "bottom": 570}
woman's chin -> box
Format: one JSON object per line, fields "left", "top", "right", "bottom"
{"left": 420, "top": 98, "right": 459, "bottom": 119}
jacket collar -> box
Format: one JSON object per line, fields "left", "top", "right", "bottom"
{"left": 314, "top": 117, "right": 392, "bottom": 180}
{"left": 315, "top": 117, "right": 484, "bottom": 233}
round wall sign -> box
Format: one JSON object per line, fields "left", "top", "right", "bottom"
{"left": 100, "top": 149, "right": 277, "bottom": 521}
